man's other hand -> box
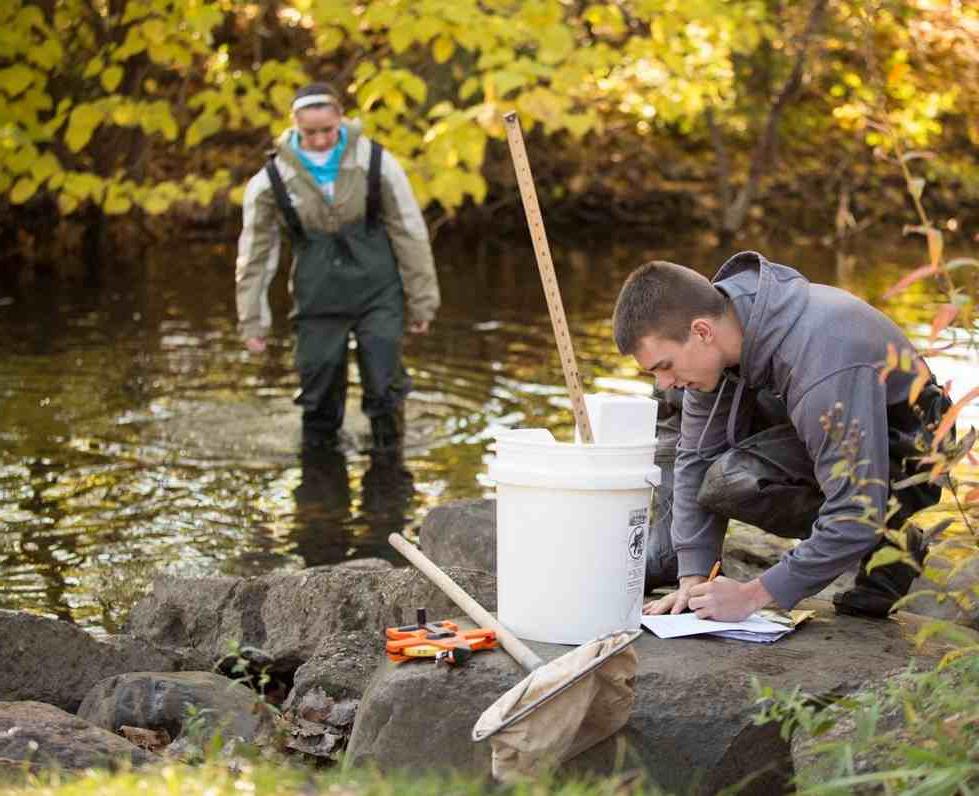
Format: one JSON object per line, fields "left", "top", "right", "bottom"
{"left": 245, "top": 337, "right": 267, "bottom": 353}
{"left": 408, "top": 320, "right": 430, "bottom": 335}
{"left": 643, "top": 575, "right": 707, "bottom": 615}
{"left": 687, "top": 577, "right": 773, "bottom": 622}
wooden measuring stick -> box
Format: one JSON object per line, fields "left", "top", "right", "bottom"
{"left": 503, "top": 111, "right": 594, "bottom": 444}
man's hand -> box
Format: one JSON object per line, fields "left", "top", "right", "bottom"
{"left": 408, "top": 320, "right": 430, "bottom": 335}
{"left": 245, "top": 336, "right": 267, "bottom": 353}
{"left": 643, "top": 575, "right": 706, "bottom": 615}
{"left": 687, "top": 577, "right": 773, "bottom": 622}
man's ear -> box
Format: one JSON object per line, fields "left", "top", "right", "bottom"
{"left": 690, "top": 318, "right": 713, "bottom": 343}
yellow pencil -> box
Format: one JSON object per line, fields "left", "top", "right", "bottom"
{"left": 707, "top": 560, "right": 722, "bottom": 582}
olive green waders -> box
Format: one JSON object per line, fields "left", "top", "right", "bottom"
{"left": 266, "top": 142, "right": 408, "bottom": 451}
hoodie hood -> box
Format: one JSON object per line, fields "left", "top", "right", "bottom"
{"left": 712, "top": 251, "right": 810, "bottom": 390}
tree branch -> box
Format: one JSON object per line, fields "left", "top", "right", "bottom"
{"left": 705, "top": 107, "right": 732, "bottom": 215}
{"left": 722, "top": 0, "right": 829, "bottom": 236}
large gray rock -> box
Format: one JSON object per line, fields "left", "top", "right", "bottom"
{"left": 77, "top": 671, "right": 273, "bottom": 746}
{"left": 0, "top": 610, "right": 201, "bottom": 712}
{"left": 906, "top": 556, "right": 979, "bottom": 629}
{"left": 0, "top": 701, "right": 156, "bottom": 771}
{"left": 346, "top": 605, "right": 948, "bottom": 794}
{"left": 347, "top": 620, "right": 522, "bottom": 775}
{"left": 285, "top": 630, "right": 384, "bottom": 708}
{"left": 420, "top": 499, "right": 496, "bottom": 573}
{"left": 125, "top": 561, "right": 496, "bottom": 673}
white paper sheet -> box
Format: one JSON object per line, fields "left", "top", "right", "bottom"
{"left": 640, "top": 612, "right": 793, "bottom": 642}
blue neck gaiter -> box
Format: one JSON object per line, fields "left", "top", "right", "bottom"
{"left": 291, "top": 125, "right": 347, "bottom": 195}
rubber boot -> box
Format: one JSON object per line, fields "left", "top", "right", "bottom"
{"left": 301, "top": 420, "right": 341, "bottom": 458}
{"left": 833, "top": 525, "right": 928, "bottom": 619}
{"left": 370, "top": 408, "right": 403, "bottom": 453}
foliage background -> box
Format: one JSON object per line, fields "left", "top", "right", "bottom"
{"left": 2, "top": 0, "right": 978, "bottom": 264}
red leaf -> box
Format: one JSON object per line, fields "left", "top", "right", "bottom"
{"left": 965, "top": 487, "right": 979, "bottom": 504}
{"left": 933, "top": 385, "right": 979, "bottom": 448}
{"left": 883, "top": 264, "right": 939, "bottom": 300}
{"left": 929, "top": 304, "right": 960, "bottom": 343}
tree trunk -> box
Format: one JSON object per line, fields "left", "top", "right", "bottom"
{"left": 713, "top": 0, "right": 829, "bottom": 241}
{"left": 81, "top": 203, "right": 107, "bottom": 284}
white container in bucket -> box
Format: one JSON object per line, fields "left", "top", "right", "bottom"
{"left": 574, "top": 393, "right": 658, "bottom": 445}
{"left": 487, "top": 399, "right": 660, "bottom": 645}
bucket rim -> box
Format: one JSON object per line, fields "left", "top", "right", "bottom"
{"left": 488, "top": 460, "right": 661, "bottom": 489}
{"left": 492, "top": 435, "right": 657, "bottom": 453}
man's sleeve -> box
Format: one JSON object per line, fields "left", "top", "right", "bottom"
{"left": 235, "top": 170, "right": 281, "bottom": 341}
{"left": 760, "top": 366, "right": 890, "bottom": 608}
{"left": 379, "top": 151, "right": 440, "bottom": 323}
{"left": 673, "top": 385, "right": 737, "bottom": 578}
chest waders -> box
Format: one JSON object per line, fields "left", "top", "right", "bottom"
{"left": 266, "top": 141, "right": 409, "bottom": 451}
{"left": 648, "top": 380, "right": 951, "bottom": 618}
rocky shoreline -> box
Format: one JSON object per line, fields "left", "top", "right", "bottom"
{"left": 1, "top": 499, "right": 975, "bottom": 793}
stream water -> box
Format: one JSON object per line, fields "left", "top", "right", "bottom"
{"left": 1, "top": 232, "right": 974, "bottom": 632}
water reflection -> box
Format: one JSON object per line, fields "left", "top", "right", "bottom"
{"left": 292, "top": 449, "right": 415, "bottom": 567}
{"left": 1, "top": 233, "right": 975, "bottom": 630}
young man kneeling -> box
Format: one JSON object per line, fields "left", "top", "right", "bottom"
{"left": 612, "top": 252, "right": 950, "bottom": 620}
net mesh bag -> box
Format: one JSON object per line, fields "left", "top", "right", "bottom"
{"left": 472, "top": 631, "right": 638, "bottom": 781}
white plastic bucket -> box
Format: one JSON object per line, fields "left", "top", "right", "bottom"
{"left": 487, "top": 429, "right": 660, "bottom": 644}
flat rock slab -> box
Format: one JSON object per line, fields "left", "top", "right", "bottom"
{"left": 0, "top": 701, "right": 156, "bottom": 771}
{"left": 346, "top": 604, "right": 948, "bottom": 794}
{"left": 0, "top": 610, "right": 201, "bottom": 712}
{"left": 78, "top": 671, "right": 273, "bottom": 745}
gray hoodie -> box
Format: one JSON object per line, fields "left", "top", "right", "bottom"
{"left": 673, "top": 251, "right": 922, "bottom": 607}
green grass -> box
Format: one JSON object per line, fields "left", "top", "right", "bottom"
{"left": 754, "top": 652, "right": 979, "bottom": 795}
{"left": 0, "top": 758, "right": 664, "bottom": 796}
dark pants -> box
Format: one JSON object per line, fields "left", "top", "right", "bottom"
{"left": 647, "top": 384, "right": 951, "bottom": 608}
{"left": 291, "top": 223, "right": 408, "bottom": 446}
{"left": 295, "top": 280, "right": 408, "bottom": 439}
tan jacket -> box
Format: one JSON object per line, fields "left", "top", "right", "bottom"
{"left": 235, "top": 120, "right": 440, "bottom": 340}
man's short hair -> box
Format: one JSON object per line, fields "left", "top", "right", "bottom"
{"left": 612, "top": 261, "right": 727, "bottom": 354}
{"left": 292, "top": 82, "right": 342, "bottom": 113}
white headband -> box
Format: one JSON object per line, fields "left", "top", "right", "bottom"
{"left": 292, "top": 94, "right": 339, "bottom": 112}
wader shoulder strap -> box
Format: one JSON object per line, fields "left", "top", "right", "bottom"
{"left": 265, "top": 157, "right": 305, "bottom": 241}
{"left": 366, "top": 140, "right": 383, "bottom": 229}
